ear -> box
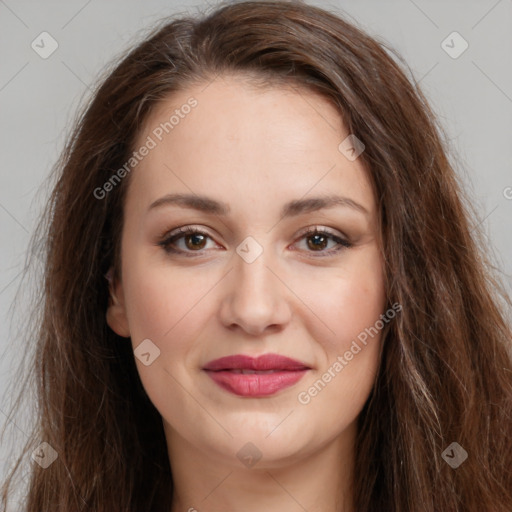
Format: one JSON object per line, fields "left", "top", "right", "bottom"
{"left": 105, "top": 268, "right": 131, "bottom": 338}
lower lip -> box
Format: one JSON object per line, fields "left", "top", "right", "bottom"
{"left": 204, "top": 369, "right": 309, "bottom": 397}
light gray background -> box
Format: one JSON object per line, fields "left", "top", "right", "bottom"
{"left": 1, "top": 0, "right": 511, "bottom": 495}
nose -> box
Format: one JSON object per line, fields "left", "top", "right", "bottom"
{"left": 218, "top": 247, "right": 292, "bottom": 336}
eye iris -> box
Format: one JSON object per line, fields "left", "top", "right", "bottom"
{"left": 307, "top": 233, "right": 328, "bottom": 251}
{"left": 185, "top": 233, "right": 207, "bottom": 250}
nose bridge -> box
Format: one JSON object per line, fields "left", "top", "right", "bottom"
{"left": 218, "top": 236, "right": 291, "bottom": 334}
{"left": 236, "top": 247, "right": 272, "bottom": 292}
{"left": 234, "top": 233, "right": 276, "bottom": 288}
{"left": 233, "top": 238, "right": 278, "bottom": 305}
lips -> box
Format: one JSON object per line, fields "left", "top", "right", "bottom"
{"left": 203, "top": 354, "right": 310, "bottom": 397}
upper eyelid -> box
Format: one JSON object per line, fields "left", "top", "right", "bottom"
{"left": 163, "top": 226, "right": 217, "bottom": 242}
{"left": 159, "top": 226, "right": 220, "bottom": 250}
{"left": 295, "top": 225, "right": 346, "bottom": 238}
{"left": 160, "top": 225, "right": 349, "bottom": 253}
{"left": 162, "top": 225, "right": 345, "bottom": 242}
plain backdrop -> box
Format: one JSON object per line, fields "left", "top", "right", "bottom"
{"left": 1, "top": 0, "right": 511, "bottom": 493}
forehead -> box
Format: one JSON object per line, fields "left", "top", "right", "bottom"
{"left": 127, "top": 75, "right": 376, "bottom": 220}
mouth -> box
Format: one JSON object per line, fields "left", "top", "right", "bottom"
{"left": 203, "top": 353, "right": 311, "bottom": 397}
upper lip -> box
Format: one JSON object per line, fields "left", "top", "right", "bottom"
{"left": 203, "top": 353, "right": 311, "bottom": 371}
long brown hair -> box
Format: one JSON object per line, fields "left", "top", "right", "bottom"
{"left": 2, "top": 1, "right": 511, "bottom": 510}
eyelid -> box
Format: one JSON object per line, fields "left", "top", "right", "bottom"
{"left": 161, "top": 225, "right": 215, "bottom": 240}
{"left": 295, "top": 225, "right": 347, "bottom": 241}
{"left": 290, "top": 226, "right": 352, "bottom": 255}
{"left": 158, "top": 225, "right": 221, "bottom": 255}
{"left": 157, "top": 224, "right": 352, "bottom": 257}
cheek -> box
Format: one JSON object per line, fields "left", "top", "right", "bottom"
{"left": 293, "top": 250, "right": 386, "bottom": 426}
{"left": 122, "top": 265, "right": 213, "bottom": 420}
{"left": 123, "top": 276, "right": 173, "bottom": 343}
{"left": 291, "top": 247, "right": 386, "bottom": 353}
{"left": 122, "top": 256, "right": 210, "bottom": 343}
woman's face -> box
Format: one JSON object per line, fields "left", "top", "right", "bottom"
{"left": 107, "top": 74, "right": 386, "bottom": 468}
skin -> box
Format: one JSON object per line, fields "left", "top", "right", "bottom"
{"left": 106, "top": 74, "right": 387, "bottom": 512}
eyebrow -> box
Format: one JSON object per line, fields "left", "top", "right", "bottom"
{"left": 148, "top": 193, "right": 369, "bottom": 218}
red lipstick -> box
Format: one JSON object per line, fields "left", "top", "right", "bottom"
{"left": 203, "top": 354, "right": 310, "bottom": 397}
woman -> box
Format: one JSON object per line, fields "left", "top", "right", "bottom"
{"left": 1, "top": 1, "right": 511, "bottom": 510}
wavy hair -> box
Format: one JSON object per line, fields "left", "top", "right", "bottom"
{"left": 2, "top": 1, "right": 511, "bottom": 510}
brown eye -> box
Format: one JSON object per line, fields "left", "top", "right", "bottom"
{"left": 184, "top": 233, "right": 207, "bottom": 250}
{"left": 158, "top": 227, "right": 217, "bottom": 256}
{"left": 294, "top": 228, "right": 352, "bottom": 257}
{"left": 306, "top": 233, "right": 329, "bottom": 251}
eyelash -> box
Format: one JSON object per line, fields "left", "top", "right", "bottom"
{"left": 157, "top": 226, "right": 352, "bottom": 258}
